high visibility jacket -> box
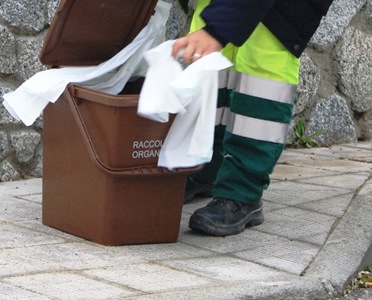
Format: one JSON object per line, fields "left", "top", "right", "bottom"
{"left": 200, "top": 0, "right": 334, "bottom": 57}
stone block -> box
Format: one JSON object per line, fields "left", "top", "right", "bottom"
{"left": 309, "top": 0, "right": 367, "bottom": 51}
{"left": 333, "top": 27, "right": 372, "bottom": 112}
{"left": 294, "top": 53, "right": 320, "bottom": 115}
{"left": 15, "top": 36, "right": 46, "bottom": 81}
{"left": 0, "top": 131, "right": 9, "bottom": 160}
{"left": 0, "top": 87, "right": 20, "bottom": 126}
{"left": 306, "top": 95, "right": 357, "bottom": 145}
{"left": 0, "top": 160, "right": 20, "bottom": 182}
{"left": 0, "top": 26, "right": 16, "bottom": 74}
{"left": 10, "top": 131, "right": 41, "bottom": 163}
{"left": 0, "top": 0, "right": 48, "bottom": 33}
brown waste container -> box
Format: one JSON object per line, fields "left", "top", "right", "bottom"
{"left": 40, "top": 0, "right": 201, "bottom": 246}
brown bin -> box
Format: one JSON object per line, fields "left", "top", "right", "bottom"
{"left": 41, "top": 0, "right": 201, "bottom": 246}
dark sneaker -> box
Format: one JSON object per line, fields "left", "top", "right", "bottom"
{"left": 189, "top": 198, "right": 264, "bottom": 236}
{"left": 184, "top": 177, "right": 213, "bottom": 204}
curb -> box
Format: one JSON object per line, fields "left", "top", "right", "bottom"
{"left": 305, "top": 176, "right": 372, "bottom": 295}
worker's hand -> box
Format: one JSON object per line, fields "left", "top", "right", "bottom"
{"left": 172, "top": 29, "right": 223, "bottom": 65}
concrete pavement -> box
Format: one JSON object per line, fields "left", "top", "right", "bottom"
{"left": 1, "top": 142, "right": 371, "bottom": 300}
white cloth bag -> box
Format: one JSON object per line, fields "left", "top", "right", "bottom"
{"left": 3, "top": 1, "right": 171, "bottom": 126}
{"left": 138, "top": 40, "right": 233, "bottom": 169}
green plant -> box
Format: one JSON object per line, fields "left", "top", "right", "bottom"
{"left": 287, "top": 117, "right": 325, "bottom": 148}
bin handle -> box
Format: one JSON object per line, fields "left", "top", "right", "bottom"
{"left": 65, "top": 85, "right": 200, "bottom": 176}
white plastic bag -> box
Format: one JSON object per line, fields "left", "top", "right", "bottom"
{"left": 3, "top": 1, "right": 171, "bottom": 126}
{"left": 138, "top": 40, "right": 233, "bottom": 169}
{"left": 137, "top": 40, "right": 186, "bottom": 123}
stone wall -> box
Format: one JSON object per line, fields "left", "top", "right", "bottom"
{"left": 0, "top": 0, "right": 371, "bottom": 181}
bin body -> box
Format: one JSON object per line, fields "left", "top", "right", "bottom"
{"left": 42, "top": 84, "right": 193, "bottom": 246}
{"left": 41, "top": 0, "right": 199, "bottom": 246}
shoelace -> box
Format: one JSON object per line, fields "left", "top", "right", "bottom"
{"left": 208, "top": 198, "right": 244, "bottom": 211}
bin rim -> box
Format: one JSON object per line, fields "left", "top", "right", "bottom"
{"left": 64, "top": 84, "right": 203, "bottom": 177}
{"left": 71, "top": 85, "right": 139, "bottom": 108}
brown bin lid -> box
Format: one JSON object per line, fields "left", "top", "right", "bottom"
{"left": 40, "top": 0, "right": 158, "bottom": 66}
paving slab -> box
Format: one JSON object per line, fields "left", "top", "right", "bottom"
{"left": 4, "top": 273, "right": 136, "bottom": 300}
{"left": 0, "top": 142, "right": 371, "bottom": 299}
{"left": 0, "top": 282, "right": 51, "bottom": 300}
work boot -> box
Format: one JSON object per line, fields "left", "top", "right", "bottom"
{"left": 189, "top": 198, "right": 264, "bottom": 236}
{"left": 184, "top": 177, "right": 213, "bottom": 204}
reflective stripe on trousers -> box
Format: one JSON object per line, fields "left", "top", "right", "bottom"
{"left": 212, "top": 73, "right": 297, "bottom": 204}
